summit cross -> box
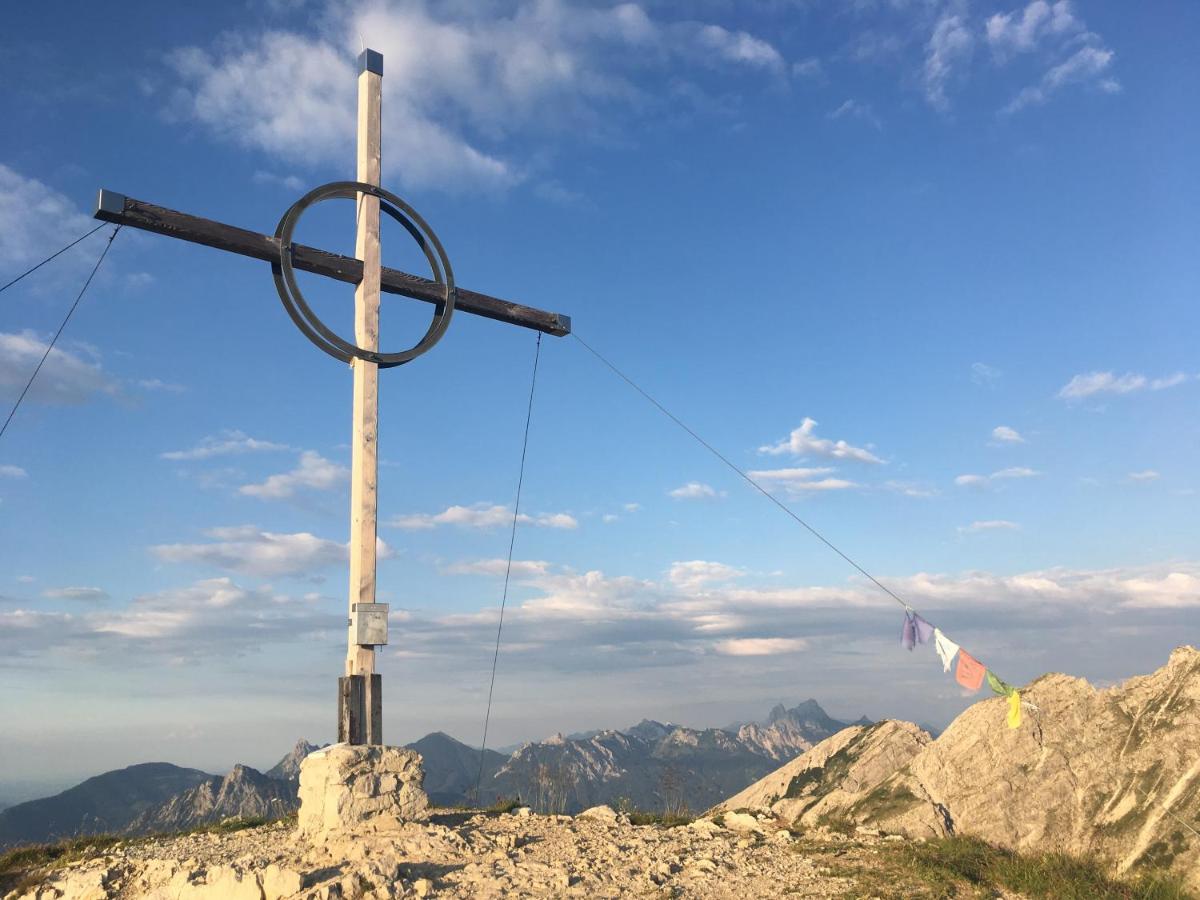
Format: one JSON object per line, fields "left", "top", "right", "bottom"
{"left": 94, "top": 48, "right": 571, "bottom": 745}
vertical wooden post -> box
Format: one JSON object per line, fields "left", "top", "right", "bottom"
{"left": 340, "top": 48, "right": 384, "bottom": 746}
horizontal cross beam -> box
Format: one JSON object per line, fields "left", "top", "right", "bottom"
{"left": 94, "top": 190, "right": 571, "bottom": 337}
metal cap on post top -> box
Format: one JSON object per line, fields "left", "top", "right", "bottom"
{"left": 358, "top": 48, "right": 383, "bottom": 76}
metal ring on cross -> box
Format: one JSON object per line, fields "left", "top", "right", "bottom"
{"left": 272, "top": 181, "right": 456, "bottom": 367}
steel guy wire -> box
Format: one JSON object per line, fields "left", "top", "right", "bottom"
{"left": 0, "top": 226, "right": 122, "bottom": 444}
{"left": 476, "top": 330, "right": 543, "bottom": 804}
{"left": 570, "top": 331, "right": 912, "bottom": 612}
{"left": 0, "top": 223, "right": 109, "bottom": 296}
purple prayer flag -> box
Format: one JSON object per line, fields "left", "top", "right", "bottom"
{"left": 901, "top": 613, "right": 917, "bottom": 650}
{"left": 913, "top": 613, "right": 935, "bottom": 645}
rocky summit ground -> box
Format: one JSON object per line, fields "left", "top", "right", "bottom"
{"left": 0, "top": 808, "right": 1035, "bottom": 900}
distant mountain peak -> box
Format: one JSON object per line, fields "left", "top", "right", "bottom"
{"left": 266, "top": 739, "right": 324, "bottom": 781}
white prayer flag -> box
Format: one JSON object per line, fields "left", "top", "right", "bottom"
{"left": 934, "top": 628, "right": 960, "bottom": 673}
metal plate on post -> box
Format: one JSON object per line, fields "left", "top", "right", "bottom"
{"left": 352, "top": 602, "right": 389, "bottom": 645}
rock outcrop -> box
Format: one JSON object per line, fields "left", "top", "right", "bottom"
{"left": 297, "top": 744, "right": 429, "bottom": 839}
{"left": 716, "top": 645, "right": 1200, "bottom": 887}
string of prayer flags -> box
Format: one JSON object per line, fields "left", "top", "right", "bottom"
{"left": 901, "top": 610, "right": 935, "bottom": 650}
{"left": 891, "top": 607, "right": 1024, "bottom": 728}
{"left": 933, "top": 628, "right": 960, "bottom": 673}
{"left": 955, "top": 649, "right": 987, "bottom": 691}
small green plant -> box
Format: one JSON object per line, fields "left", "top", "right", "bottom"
{"left": 486, "top": 797, "right": 522, "bottom": 814}
{"left": 626, "top": 812, "right": 695, "bottom": 828}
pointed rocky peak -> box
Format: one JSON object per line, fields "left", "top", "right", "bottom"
{"left": 266, "top": 739, "right": 324, "bottom": 781}
{"left": 627, "top": 719, "right": 673, "bottom": 743}
{"left": 767, "top": 703, "right": 790, "bottom": 724}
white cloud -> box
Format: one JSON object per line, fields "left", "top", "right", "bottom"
{"left": 884, "top": 480, "right": 939, "bottom": 498}
{"left": 714, "top": 637, "right": 808, "bottom": 656}
{"left": 1058, "top": 371, "right": 1190, "bottom": 401}
{"left": 151, "top": 525, "right": 388, "bottom": 577}
{"left": 758, "top": 418, "right": 883, "bottom": 464}
{"left": 971, "top": 362, "right": 1001, "bottom": 387}
{"left": 985, "top": 1, "right": 1079, "bottom": 59}
{"left": 0, "top": 577, "right": 338, "bottom": 662}
{"left": 959, "top": 519, "right": 1020, "bottom": 534}
{"left": 1001, "top": 44, "right": 1116, "bottom": 115}
{"left": 691, "top": 23, "right": 784, "bottom": 72}
{"left": 668, "top": 481, "right": 722, "bottom": 500}
{"left": 0, "top": 165, "right": 96, "bottom": 274}
{"left": 623, "top": 503, "right": 641, "bottom": 512}
{"left": 1128, "top": 470, "right": 1159, "bottom": 482}
{"left": 955, "top": 466, "right": 1041, "bottom": 488}
{"left": 0, "top": 331, "right": 118, "bottom": 406}
{"left": 828, "top": 99, "right": 882, "bottom": 130}
{"left": 923, "top": 13, "right": 973, "bottom": 111}
{"left": 238, "top": 450, "right": 348, "bottom": 499}
{"left": 0, "top": 464, "right": 27, "bottom": 479}
{"left": 667, "top": 560, "right": 743, "bottom": 591}
{"left": 792, "top": 57, "right": 823, "bottom": 80}
{"left": 167, "top": 2, "right": 786, "bottom": 193}
{"left": 162, "top": 430, "right": 289, "bottom": 461}
{"left": 389, "top": 502, "right": 578, "bottom": 530}
{"left": 991, "top": 425, "right": 1025, "bottom": 444}
{"left": 443, "top": 559, "right": 552, "bottom": 578}
{"left": 136, "top": 378, "right": 186, "bottom": 394}
{"left": 42, "top": 587, "right": 110, "bottom": 602}
{"left": 747, "top": 467, "right": 858, "bottom": 495}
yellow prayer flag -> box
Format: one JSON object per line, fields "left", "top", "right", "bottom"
{"left": 1007, "top": 690, "right": 1022, "bottom": 729}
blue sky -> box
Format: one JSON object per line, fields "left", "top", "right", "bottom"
{"left": 1, "top": 0, "right": 1197, "bottom": 795}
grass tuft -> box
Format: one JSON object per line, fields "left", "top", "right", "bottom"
{"left": 835, "top": 834, "right": 1196, "bottom": 900}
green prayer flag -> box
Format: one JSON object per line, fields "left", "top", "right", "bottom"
{"left": 986, "top": 670, "right": 1014, "bottom": 696}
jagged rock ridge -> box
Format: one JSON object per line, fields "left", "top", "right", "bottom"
{"left": 716, "top": 646, "right": 1200, "bottom": 888}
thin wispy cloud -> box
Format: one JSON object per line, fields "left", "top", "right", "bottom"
{"left": 389, "top": 503, "right": 578, "bottom": 530}
{"left": 0, "top": 464, "right": 27, "bottom": 479}
{"left": 42, "top": 587, "right": 110, "bottom": 602}
{"left": 959, "top": 520, "right": 1020, "bottom": 534}
{"left": 162, "top": 430, "right": 289, "bottom": 461}
{"left": 1058, "top": 371, "right": 1191, "bottom": 400}
{"left": 828, "top": 99, "right": 882, "bottom": 130}
{"left": 747, "top": 467, "right": 858, "bottom": 495}
{"left": 1128, "top": 470, "right": 1160, "bottom": 483}
{"left": 955, "top": 466, "right": 1041, "bottom": 488}
{"left": 151, "top": 525, "right": 390, "bottom": 577}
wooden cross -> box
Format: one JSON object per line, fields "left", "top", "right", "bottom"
{"left": 94, "top": 48, "right": 570, "bottom": 746}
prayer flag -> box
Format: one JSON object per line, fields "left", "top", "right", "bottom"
{"left": 955, "top": 650, "right": 986, "bottom": 691}
{"left": 1007, "top": 691, "right": 1022, "bottom": 729}
{"left": 901, "top": 613, "right": 917, "bottom": 651}
{"left": 986, "top": 670, "right": 1014, "bottom": 697}
{"left": 913, "top": 613, "right": 935, "bottom": 644}
{"left": 934, "top": 628, "right": 960, "bottom": 673}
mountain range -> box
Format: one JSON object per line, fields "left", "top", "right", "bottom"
{"left": 0, "top": 698, "right": 861, "bottom": 848}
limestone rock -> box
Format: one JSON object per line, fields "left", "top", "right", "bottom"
{"left": 297, "top": 744, "right": 428, "bottom": 839}
{"left": 576, "top": 805, "right": 617, "bottom": 822}
{"left": 716, "top": 645, "right": 1200, "bottom": 888}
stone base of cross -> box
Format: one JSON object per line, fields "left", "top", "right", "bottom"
{"left": 94, "top": 47, "right": 570, "bottom": 747}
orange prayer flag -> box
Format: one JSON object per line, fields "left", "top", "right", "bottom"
{"left": 955, "top": 650, "right": 986, "bottom": 692}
